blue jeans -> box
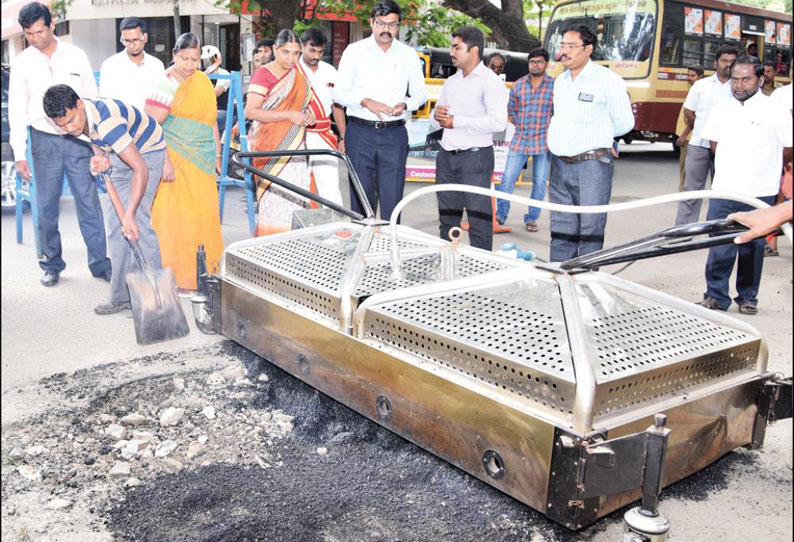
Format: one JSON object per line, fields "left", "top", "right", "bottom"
{"left": 30, "top": 128, "right": 110, "bottom": 276}
{"left": 548, "top": 154, "right": 614, "bottom": 262}
{"left": 704, "top": 196, "right": 775, "bottom": 309}
{"left": 495, "top": 149, "right": 550, "bottom": 224}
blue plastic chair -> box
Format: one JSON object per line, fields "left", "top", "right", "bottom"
{"left": 208, "top": 71, "right": 255, "bottom": 234}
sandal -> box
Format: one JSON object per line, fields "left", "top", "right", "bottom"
{"left": 737, "top": 302, "right": 758, "bottom": 315}
{"left": 764, "top": 245, "right": 779, "bottom": 257}
{"left": 525, "top": 222, "right": 539, "bottom": 232}
{"left": 696, "top": 297, "right": 727, "bottom": 311}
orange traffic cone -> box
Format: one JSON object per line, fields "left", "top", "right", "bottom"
{"left": 461, "top": 176, "right": 512, "bottom": 234}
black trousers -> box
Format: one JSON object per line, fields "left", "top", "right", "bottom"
{"left": 345, "top": 122, "right": 408, "bottom": 221}
{"left": 435, "top": 147, "right": 494, "bottom": 251}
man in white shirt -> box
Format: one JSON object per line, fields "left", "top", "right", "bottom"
{"left": 297, "top": 28, "right": 347, "bottom": 206}
{"left": 9, "top": 2, "right": 111, "bottom": 287}
{"left": 697, "top": 55, "right": 792, "bottom": 314}
{"left": 772, "top": 62, "right": 794, "bottom": 111}
{"left": 333, "top": 0, "right": 426, "bottom": 221}
{"left": 546, "top": 24, "right": 634, "bottom": 262}
{"left": 99, "top": 17, "right": 165, "bottom": 109}
{"left": 675, "top": 44, "right": 738, "bottom": 226}
{"left": 429, "top": 26, "right": 507, "bottom": 251}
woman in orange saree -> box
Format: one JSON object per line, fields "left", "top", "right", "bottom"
{"left": 145, "top": 33, "right": 224, "bottom": 293}
{"left": 245, "top": 29, "right": 315, "bottom": 236}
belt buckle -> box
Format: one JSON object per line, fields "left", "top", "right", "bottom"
{"left": 374, "top": 120, "right": 386, "bottom": 129}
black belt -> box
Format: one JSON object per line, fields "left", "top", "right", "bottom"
{"left": 558, "top": 148, "right": 611, "bottom": 164}
{"left": 349, "top": 116, "right": 406, "bottom": 129}
{"left": 442, "top": 146, "right": 491, "bottom": 155}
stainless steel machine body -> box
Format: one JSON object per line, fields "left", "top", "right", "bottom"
{"left": 199, "top": 221, "right": 786, "bottom": 530}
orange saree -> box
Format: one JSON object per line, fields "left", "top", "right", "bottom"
{"left": 149, "top": 71, "right": 224, "bottom": 290}
{"left": 249, "top": 65, "right": 313, "bottom": 236}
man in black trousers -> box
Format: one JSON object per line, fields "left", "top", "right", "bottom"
{"left": 333, "top": 0, "right": 426, "bottom": 221}
{"left": 429, "top": 26, "right": 508, "bottom": 250}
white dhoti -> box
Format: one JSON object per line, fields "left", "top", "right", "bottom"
{"left": 306, "top": 130, "right": 343, "bottom": 206}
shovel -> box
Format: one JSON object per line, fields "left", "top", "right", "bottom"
{"left": 100, "top": 171, "right": 190, "bottom": 345}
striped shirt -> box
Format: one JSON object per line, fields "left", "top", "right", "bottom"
{"left": 508, "top": 73, "right": 554, "bottom": 155}
{"left": 547, "top": 60, "right": 634, "bottom": 157}
{"left": 83, "top": 98, "right": 166, "bottom": 155}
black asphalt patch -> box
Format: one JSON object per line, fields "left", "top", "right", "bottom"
{"left": 104, "top": 342, "right": 760, "bottom": 542}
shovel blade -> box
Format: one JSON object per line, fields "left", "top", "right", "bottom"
{"left": 125, "top": 267, "right": 190, "bottom": 345}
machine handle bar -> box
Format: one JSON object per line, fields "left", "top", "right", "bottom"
{"left": 231, "top": 149, "right": 374, "bottom": 221}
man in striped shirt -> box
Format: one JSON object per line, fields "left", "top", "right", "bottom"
{"left": 495, "top": 47, "right": 554, "bottom": 232}
{"left": 546, "top": 24, "right": 634, "bottom": 263}
{"left": 43, "top": 84, "right": 167, "bottom": 316}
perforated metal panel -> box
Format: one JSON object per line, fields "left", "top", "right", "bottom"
{"left": 575, "top": 281, "right": 760, "bottom": 420}
{"left": 223, "top": 225, "right": 511, "bottom": 320}
{"left": 363, "top": 279, "right": 576, "bottom": 422}
{"left": 357, "top": 253, "right": 508, "bottom": 297}
{"left": 223, "top": 227, "right": 360, "bottom": 319}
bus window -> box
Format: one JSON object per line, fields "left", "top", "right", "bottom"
{"left": 544, "top": 0, "right": 657, "bottom": 77}
{"left": 683, "top": 37, "right": 702, "bottom": 66}
{"left": 660, "top": 23, "right": 682, "bottom": 65}
{"left": 704, "top": 39, "right": 721, "bottom": 67}
{"left": 776, "top": 49, "right": 791, "bottom": 76}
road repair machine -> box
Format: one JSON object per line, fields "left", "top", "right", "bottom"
{"left": 192, "top": 150, "right": 792, "bottom": 540}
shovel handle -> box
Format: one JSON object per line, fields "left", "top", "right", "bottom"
{"left": 100, "top": 171, "right": 148, "bottom": 273}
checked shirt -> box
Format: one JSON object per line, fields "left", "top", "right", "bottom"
{"left": 507, "top": 73, "right": 554, "bottom": 155}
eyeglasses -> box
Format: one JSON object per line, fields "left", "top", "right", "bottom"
{"left": 121, "top": 37, "right": 144, "bottom": 45}
{"left": 529, "top": 59, "right": 547, "bottom": 65}
{"left": 557, "top": 42, "right": 585, "bottom": 51}
{"left": 373, "top": 19, "right": 399, "bottom": 30}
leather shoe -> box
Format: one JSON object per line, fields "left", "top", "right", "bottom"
{"left": 41, "top": 270, "right": 60, "bottom": 287}
{"left": 94, "top": 301, "right": 132, "bottom": 315}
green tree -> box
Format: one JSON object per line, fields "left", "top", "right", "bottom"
{"left": 729, "top": 0, "right": 792, "bottom": 12}
{"left": 218, "top": 0, "right": 489, "bottom": 48}
{"left": 441, "top": 0, "right": 540, "bottom": 51}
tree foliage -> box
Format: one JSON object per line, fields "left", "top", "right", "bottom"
{"left": 219, "top": 0, "right": 489, "bottom": 48}
{"left": 441, "top": 0, "right": 540, "bottom": 51}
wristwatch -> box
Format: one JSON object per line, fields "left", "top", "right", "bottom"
{"left": 338, "top": 136, "right": 345, "bottom": 142}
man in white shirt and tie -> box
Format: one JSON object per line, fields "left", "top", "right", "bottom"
{"left": 9, "top": 2, "right": 111, "bottom": 287}
{"left": 298, "top": 28, "right": 347, "bottom": 206}
{"left": 429, "top": 27, "right": 508, "bottom": 251}
{"left": 333, "top": 0, "right": 426, "bottom": 221}
{"left": 98, "top": 17, "right": 165, "bottom": 109}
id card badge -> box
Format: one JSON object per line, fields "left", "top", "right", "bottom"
{"left": 578, "top": 92, "right": 594, "bottom": 102}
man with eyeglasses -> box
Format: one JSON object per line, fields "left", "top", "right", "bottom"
{"left": 430, "top": 26, "right": 507, "bottom": 251}
{"left": 99, "top": 17, "right": 165, "bottom": 110}
{"left": 9, "top": 2, "right": 111, "bottom": 287}
{"left": 546, "top": 24, "right": 634, "bottom": 262}
{"left": 334, "top": 0, "right": 426, "bottom": 221}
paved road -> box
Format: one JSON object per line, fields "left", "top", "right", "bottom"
{"left": 1, "top": 142, "right": 791, "bottom": 541}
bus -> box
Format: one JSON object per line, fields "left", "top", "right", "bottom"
{"left": 543, "top": 0, "right": 792, "bottom": 147}
{"left": 406, "top": 46, "right": 532, "bottom": 183}
{"left": 413, "top": 46, "right": 530, "bottom": 119}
